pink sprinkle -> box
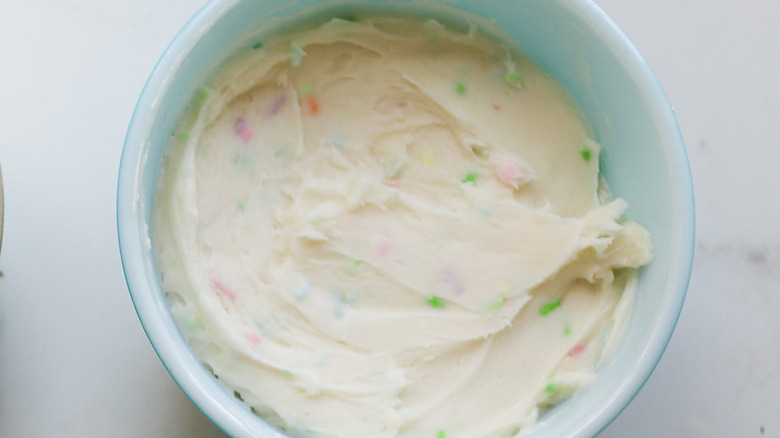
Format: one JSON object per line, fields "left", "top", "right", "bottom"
{"left": 568, "top": 342, "right": 587, "bottom": 357}
{"left": 234, "top": 116, "right": 253, "bottom": 142}
{"left": 211, "top": 278, "right": 237, "bottom": 301}
{"left": 384, "top": 179, "right": 400, "bottom": 187}
{"left": 245, "top": 332, "right": 262, "bottom": 345}
{"left": 498, "top": 162, "right": 520, "bottom": 188}
{"left": 377, "top": 242, "right": 392, "bottom": 258}
{"left": 442, "top": 268, "right": 464, "bottom": 294}
{"left": 266, "top": 93, "right": 287, "bottom": 117}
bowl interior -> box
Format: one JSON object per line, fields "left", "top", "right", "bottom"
{"left": 118, "top": 0, "right": 694, "bottom": 437}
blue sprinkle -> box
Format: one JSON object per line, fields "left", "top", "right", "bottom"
{"left": 291, "top": 428, "right": 310, "bottom": 438}
{"left": 345, "top": 293, "right": 358, "bottom": 303}
{"left": 334, "top": 295, "right": 344, "bottom": 318}
{"left": 295, "top": 282, "right": 311, "bottom": 299}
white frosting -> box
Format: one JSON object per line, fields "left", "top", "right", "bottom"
{"left": 153, "top": 16, "right": 652, "bottom": 438}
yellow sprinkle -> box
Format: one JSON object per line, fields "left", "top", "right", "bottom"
{"left": 420, "top": 152, "right": 436, "bottom": 166}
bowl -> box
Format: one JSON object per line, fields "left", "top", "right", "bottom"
{"left": 117, "top": 0, "right": 695, "bottom": 436}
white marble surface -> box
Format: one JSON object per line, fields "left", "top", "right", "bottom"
{"left": 0, "top": 0, "right": 777, "bottom": 436}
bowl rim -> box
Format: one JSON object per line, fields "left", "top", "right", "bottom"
{"left": 117, "top": 0, "right": 695, "bottom": 437}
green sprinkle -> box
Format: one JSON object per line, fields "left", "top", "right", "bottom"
{"left": 233, "top": 154, "right": 249, "bottom": 166}
{"left": 190, "top": 87, "right": 209, "bottom": 113}
{"left": 176, "top": 130, "right": 190, "bottom": 142}
{"left": 237, "top": 202, "right": 246, "bottom": 213}
{"left": 437, "top": 431, "right": 447, "bottom": 438}
{"left": 505, "top": 70, "right": 521, "bottom": 86}
{"left": 274, "top": 147, "right": 290, "bottom": 160}
{"left": 427, "top": 296, "right": 445, "bottom": 309}
{"left": 251, "top": 42, "right": 263, "bottom": 50}
{"left": 348, "top": 258, "right": 361, "bottom": 270}
{"left": 455, "top": 82, "right": 467, "bottom": 95}
{"left": 485, "top": 298, "right": 505, "bottom": 311}
{"left": 341, "top": 15, "right": 359, "bottom": 22}
{"left": 185, "top": 316, "right": 202, "bottom": 330}
{"left": 545, "top": 381, "right": 558, "bottom": 393}
{"left": 195, "top": 87, "right": 209, "bottom": 102}
{"left": 299, "top": 83, "right": 313, "bottom": 97}
{"left": 462, "top": 172, "right": 477, "bottom": 184}
{"left": 539, "top": 299, "right": 561, "bottom": 315}
{"left": 564, "top": 324, "right": 572, "bottom": 336}
{"left": 581, "top": 146, "right": 592, "bottom": 161}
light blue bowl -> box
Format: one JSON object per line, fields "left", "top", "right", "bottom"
{"left": 117, "top": 0, "right": 695, "bottom": 436}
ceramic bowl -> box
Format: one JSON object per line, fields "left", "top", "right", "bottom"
{"left": 117, "top": 1, "right": 695, "bottom": 436}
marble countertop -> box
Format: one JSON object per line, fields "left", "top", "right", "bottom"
{"left": 0, "top": 0, "right": 777, "bottom": 436}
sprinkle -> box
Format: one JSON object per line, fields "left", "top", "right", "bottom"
{"left": 539, "top": 299, "right": 561, "bottom": 315}
{"left": 295, "top": 282, "right": 312, "bottom": 300}
{"left": 505, "top": 70, "right": 522, "bottom": 86}
{"left": 479, "top": 206, "right": 492, "bottom": 218}
{"left": 304, "top": 95, "right": 320, "bottom": 115}
{"left": 291, "top": 427, "right": 310, "bottom": 438}
{"left": 299, "top": 83, "right": 313, "bottom": 97}
{"left": 340, "top": 15, "right": 359, "bottom": 22}
{"left": 233, "top": 154, "right": 250, "bottom": 166}
{"left": 442, "top": 268, "right": 464, "bottom": 294}
{"left": 194, "top": 87, "right": 209, "bottom": 108}
{"left": 345, "top": 293, "right": 359, "bottom": 303}
{"left": 267, "top": 93, "right": 287, "bottom": 117}
{"left": 245, "top": 332, "right": 262, "bottom": 345}
{"left": 251, "top": 42, "right": 263, "bottom": 50}
{"left": 334, "top": 295, "right": 344, "bottom": 318}
{"left": 564, "top": 324, "right": 572, "bottom": 336}
{"left": 185, "top": 316, "right": 202, "bottom": 330}
{"left": 427, "top": 296, "right": 446, "bottom": 309}
{"left": 581, "top": 146, "right": 592, "bottom": 161}
{"left": 196, "top": 87, "right": 209, "bottom": 101}
{"left": 211, "top": 278, "right": 237, "bottom": 301}
{"left": 377, "top": 242, "right": 392, "bottom": 258}
{"left": 544, "top": 381, "right": 558, "bottom": 393}
{"left": 485, "top": 298, "right": 505, "bottom": 311}
{"left": 497, "top": 162, "right": 520, "bottom": 188}
{"left": 234, "top": 116, "right": 253, "bottom": 142}
{"left": 237, "top": 201, "right": 245, "bottom": 213}
{"left": 177, "top": 130, "right": 190, "bottom": 142}
{"left": 274, "top": 148, "right": 290, "bottom": 160}
{"left": 384, "top": 179, "right": 400, "bottom": 187}
{"left": 568, "top": 342, "right": 587, "bottom": 357}
{"left": 420, "top": 152, "right": 437, "bottom": 166}
{"left": 348, "top": 258, "right": 361, "bottom": 270}
{"left": 437, "top": 431, "right": 447, "bottom": 438}
{"left": 289, "top": 42, "right": 306, "bottom": 66}
{"left": 455, "top": 82, "right": 467, "bottom": 95}
{"left": 462, "top": 172, "right": 478, "bottom": 184}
